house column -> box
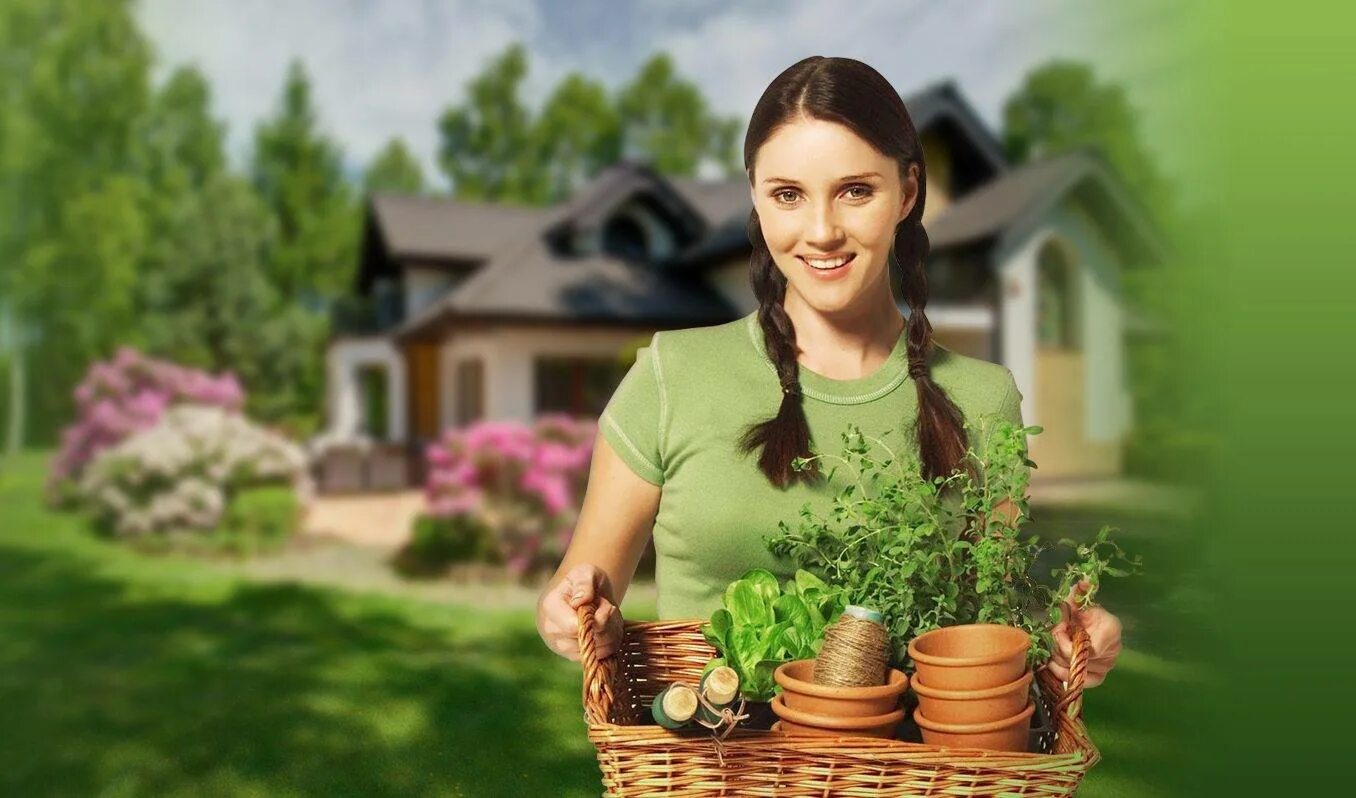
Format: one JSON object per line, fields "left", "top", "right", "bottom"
{"left": 998, "top": 237, "right": 1039, "bottom": 427}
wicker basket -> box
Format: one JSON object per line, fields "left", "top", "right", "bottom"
{"left": 577, "top": 604, "right": 1099, "bottom": 797}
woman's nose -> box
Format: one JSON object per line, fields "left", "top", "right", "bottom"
{"left": 805, "top": 201, "right": 845, "bottom": 247}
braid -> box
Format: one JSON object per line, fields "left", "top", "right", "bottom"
{"left": 737, "top": 208, "right": 819, "bottom": 489}
{"left": 894, "top": 178, "right": 970, "bottom": 481}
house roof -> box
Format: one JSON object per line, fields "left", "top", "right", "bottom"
{"left": 368, "top": 193, "right": 551, "bottom": 262}
{"left": 394, "top": 235, "right": 737, "bottom": 341}
{"left": 926, "top": 147, "right": 1165, "bottom": 262}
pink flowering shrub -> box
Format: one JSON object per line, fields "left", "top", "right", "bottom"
{"left": 48, "top": 347, "right": 244, "bottom": 501}
{"left": 423, "top": 414, "right": 596, "bottom": 576}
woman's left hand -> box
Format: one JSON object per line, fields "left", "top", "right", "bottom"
{"left": 1043, "top": 580, "right": 1123, "bottom": 688}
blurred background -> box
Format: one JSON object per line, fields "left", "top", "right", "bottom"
{"left": 0, "top": 1, "right": 1244, "bottom": 795}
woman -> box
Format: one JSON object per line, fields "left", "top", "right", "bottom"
{"left": 536, "top": 56, "right": 1121, "bottom": 689}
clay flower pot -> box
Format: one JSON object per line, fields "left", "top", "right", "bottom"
{"left": 912, "top": 669, "right": 1033, "bottom": 725}
{"left": 906, "top": 624, "right": 1030, "bottom": 691}
{"left": 771, "top": 694, "right": 904, "bottom": 738}
{"left": 912, "top": 702, "right": 1034, "bottom": 752}
{"left": 774, "top": 659, "right": 909, "bottom": 718}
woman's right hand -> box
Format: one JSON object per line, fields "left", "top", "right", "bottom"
{"left": 537, "top": 563, "right": 624, "bottom": 661}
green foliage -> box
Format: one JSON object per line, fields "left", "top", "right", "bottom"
{"left": 1002, "top": 59, "right": 1170, "bottom": 212}
{"left": 616, "top": 53, "right": 740, "bottom": 178}
{"left": 437, "top": 44, "right": 739, "bottom": 205}
{"left": 699, "top": 568, "right": 846, "bottom": 702}
{"left": 250, "top": 59, "right": 358, "bottom": 305}
{"left": 215, "top": 485, "right": 301, "bottom": 556}
{"left": 363, "top": 137, "right": 426, "bottom": 195}
{"left": 392, "top": 514, "right": 499, "bottom": 578}
{"left": 766, "top": 419, "right": 1141, "bottom": 667}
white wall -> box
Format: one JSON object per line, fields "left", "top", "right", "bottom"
{"left": 319, "top": 337, "right": 407, "bottom": 444}
{"left": 995, "top": 201, "right": 1132, "bottom": 440}
{"left": 437, "top": 326, "right": 651, "bottom": 427}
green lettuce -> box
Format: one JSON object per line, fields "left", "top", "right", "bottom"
{"left": 699, "top": 568, "right": 845, "bottom": 702}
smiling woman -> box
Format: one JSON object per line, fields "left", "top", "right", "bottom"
{"left": 537, "top": 56, "right": 1122, "bottom": 695}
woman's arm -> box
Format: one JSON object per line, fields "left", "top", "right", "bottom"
{"left": 535, "top": 430, "right": 661, "bottom": 661}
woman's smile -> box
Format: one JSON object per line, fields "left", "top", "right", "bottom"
{"left": 798, "top": 252, "right": 856, "bottom": 279}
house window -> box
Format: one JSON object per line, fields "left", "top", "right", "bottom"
{"left": 455, "top": 358, "right": 484, "bottom": 426}
{"left": 601, "top": 215, "right": 648, "bottom": 260}
{"left": 534, "top": 357, "right": 628, "bottom": 417}
{"left": 1036, "top": 241, "right": 1080, "bottom": 350}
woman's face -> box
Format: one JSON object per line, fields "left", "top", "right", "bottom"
{"left": 750, "top": 116, "right": 918, "bottom": 318}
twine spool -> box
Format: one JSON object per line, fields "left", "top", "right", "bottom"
{"left": 813, "top": 606, "right": 890, "bottom": 687}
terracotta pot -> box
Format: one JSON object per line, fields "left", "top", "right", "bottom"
{"left": 770, "top": 693, "right": 904, "bottom": 739}
{"left": 911, "top": 669, "right": 1033, "bottom": 725}
{"left": 913, "top": 702, "right": 1034, "bottom": 752}
{"left": 907, "top": 624, "right": 1030, "bottom": 691}
{"left": 774, "top": 659, "right": 908, "bottom": 717}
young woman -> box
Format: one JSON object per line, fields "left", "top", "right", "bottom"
{"left": 536, "top": 56, "right": 1122, "bottom": 688}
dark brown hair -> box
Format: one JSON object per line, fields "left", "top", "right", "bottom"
{"left": 740, "top": 56, "right": 968, "bottom": 488}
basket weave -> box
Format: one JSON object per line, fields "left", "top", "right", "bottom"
{"left": 577, "top": 604, "right": 1099, "bottom": 797}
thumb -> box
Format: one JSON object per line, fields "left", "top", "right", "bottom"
{"left": 564, "top": 564, "right": 602, "bottom": 609}
{"left": 1061, "top": 580, "right": 1092, "bottom": 625}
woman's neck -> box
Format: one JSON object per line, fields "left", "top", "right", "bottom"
{"left": 781, "top": 292, "right": 905, "bottom": 381}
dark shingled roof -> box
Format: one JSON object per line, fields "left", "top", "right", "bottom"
{"left": 395, "top": 235, "right": 737, "bottom": 340}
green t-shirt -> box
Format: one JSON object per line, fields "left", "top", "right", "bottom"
{"left": 600, "top": 309, "right": 1025, "bottom": 620}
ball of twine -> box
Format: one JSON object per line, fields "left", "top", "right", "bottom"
{"left": 813, "top": 612, "right": 890, "bottom": 687}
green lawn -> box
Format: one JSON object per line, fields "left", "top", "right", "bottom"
{"left": 0, "top": 451, "right": 1204, "bottom": 796}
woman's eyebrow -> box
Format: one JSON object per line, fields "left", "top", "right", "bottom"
{"left": 760, "top": 172, "right": 883, "bottom": 184}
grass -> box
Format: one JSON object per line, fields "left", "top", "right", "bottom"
{"left": 0, "top": 451, "right": 1206, "bottom": 796}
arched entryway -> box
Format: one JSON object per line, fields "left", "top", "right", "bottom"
{"left": 1028, "top": 238, "right": 1087, "bottom": 478}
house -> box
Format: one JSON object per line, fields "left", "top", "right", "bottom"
{"left": 316, "top": 81, "right": 1164, "bottom": 489}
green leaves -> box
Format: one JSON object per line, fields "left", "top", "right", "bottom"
{"left": 765, "top": 419, "right": 1140, "bottom": 669}
{"left": 699, "top": 568, "right": 845, "bottom": 702}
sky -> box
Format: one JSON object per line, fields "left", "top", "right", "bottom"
{"left": 135, "top": 0, "right": 1202, "bottom": 191}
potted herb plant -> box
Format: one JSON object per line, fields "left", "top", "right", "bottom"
{"left": 766, "top": 418, "right": 1139, "bottom": 687}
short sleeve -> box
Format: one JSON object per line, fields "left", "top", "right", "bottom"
{"left": 994, "top": 369, "right": 1025, "bottom": 427}
{"left": 599, "top": 335, "right": 666, "bottom": 486}
{"left": 970, "top": 368, "right": 1026, "bottom": 457}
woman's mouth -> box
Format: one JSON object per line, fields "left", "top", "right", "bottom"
{"left": 798, "top": 252, "right": 856, "bottom": 279}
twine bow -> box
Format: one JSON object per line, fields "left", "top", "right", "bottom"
{"left": 689, "top": 684, "right": 750, "bottom": 767}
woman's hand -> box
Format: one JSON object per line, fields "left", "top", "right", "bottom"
{"left": 1043, "top": 580, "right": 1123, "bottom": 688}
{"left": 536, "top": 563, "right": 624, "bottom": 662}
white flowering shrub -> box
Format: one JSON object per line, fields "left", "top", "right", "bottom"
{"left": 79, "top": 404, "right": 308, "bottom": 538}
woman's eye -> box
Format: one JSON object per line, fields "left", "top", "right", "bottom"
{"left": 774, "top": 189, "right": 799, "bottom": 204}
{"left": 844, "top": 184, "right": 872, "bottom": 200}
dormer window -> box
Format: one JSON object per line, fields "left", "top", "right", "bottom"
{"left": 601, "top": 213, "right": 649, "bottom": 260}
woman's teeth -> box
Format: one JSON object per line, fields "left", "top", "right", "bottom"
{"left": 801, "top": 253, "right": 855, "bottom": 270}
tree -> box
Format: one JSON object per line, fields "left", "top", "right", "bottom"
{"left": 363, "top": 137, "right": 425, "bottom": 195}
{"left": 0, "top": 0, "right": 153, "bottom": 449}
{"left": 437, "top": 44, "right": 547, "bottom": 204}
{"left": 533, "top": 73, "right": 622, "bottom": 202}
{"left": 437, "top": 45, "right": 741, "bottom": 206}
{"left": 616, "top": 54, "right": 740, "bottom": 178}
{"left": 250, "top": 60, "right": 357, "bottom": 306}
{"left": 137, "top": 174, "right": 323, "bottom": 430}
{"left": 1002, "top": 60, "right": 1170, "bottom": 211}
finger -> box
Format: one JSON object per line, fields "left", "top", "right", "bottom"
{"left": 1051, "top": 623, "right": 1074, "bottom": 663}
{"left": 543, "top": 594, "right": 581, "bottom": 639}
{"left": 549, "top": 635, "right": 580, "bottom": 661}
{"left": 1043, "top": 659, "right": 1069, "bottom": 683}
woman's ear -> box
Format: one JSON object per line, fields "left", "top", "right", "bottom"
{"left": 898, "top": 163, "right": 920, "bottom": 222}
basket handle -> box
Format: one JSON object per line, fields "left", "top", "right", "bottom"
{"left": 1052, "top": 624, "right": 1092, "bottom": 736}
{"left": 576, "top": 600, "right": 617, "bottom": 725}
